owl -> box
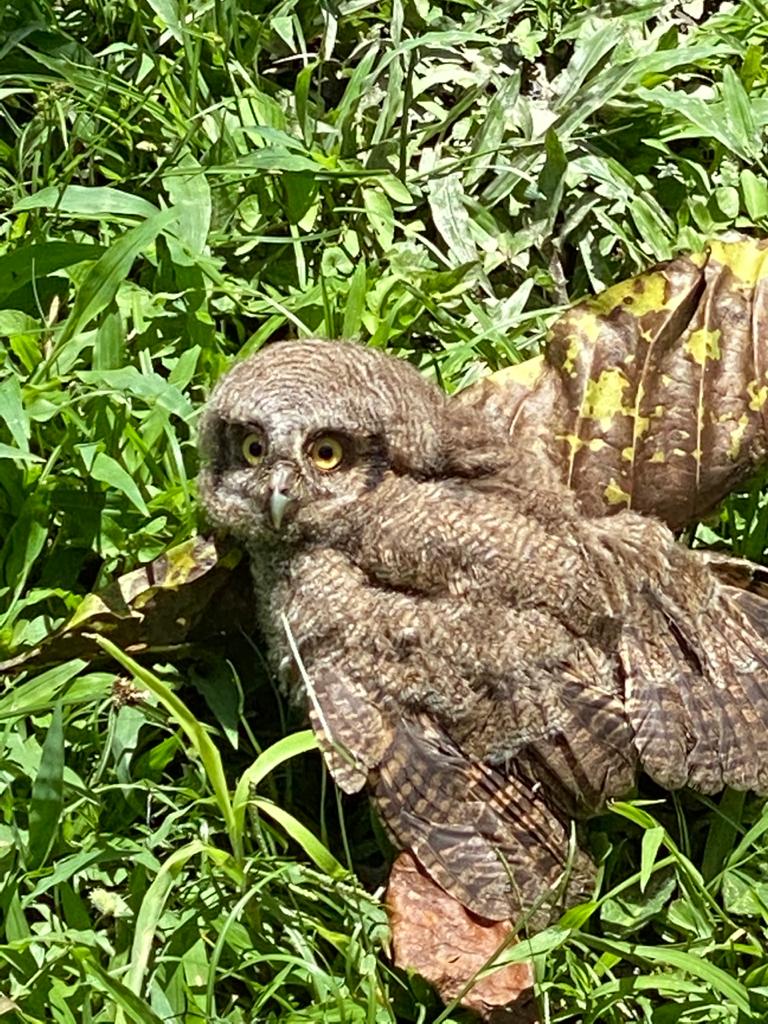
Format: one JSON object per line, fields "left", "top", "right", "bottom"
{"left": 199, "top": 338, "right": 768, "bottom": 923}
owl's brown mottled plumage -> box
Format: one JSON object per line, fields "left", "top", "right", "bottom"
{"left": 199, "top": 339, "right": 768, "bottom": 922}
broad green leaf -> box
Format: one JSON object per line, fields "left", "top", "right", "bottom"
{"left": 720, "top": 65, "right": 759, "bottom": 161}
{"left": 91, "top": 452, "right": 150, "bottom": 515}
{"left": 0, "top": 443, "right": 40, "bottom": 462}
{"left": 0, "top": 376, "right": 29, "bottom": 450}
{"left": 0, "top": 242, "right": 105, "bottom": 302}
{"left": 92, "top": 308, "right": 125, "bottom": 371}
{"left": 741, "top": 169, "right": 768, "bottom": 220}
{"left": 0, "top": 503, "right": 49, "bottom": 601}
{"left": 77, "top": 366, "right": 193, "bottom": 419}
{"left": 428, "top": 173, "right": 476, "bottom": 266}
{"left": 601, "top": 873, "right": 676, "bottom": 938}
{"left": 362, "top": 187, "right": 395, "bottom": 251}
{"left": 146, "top": 0, "right": 183, "bottom": 41}
{"left": 164, "top": 154, "right": 211, "bottom": 256}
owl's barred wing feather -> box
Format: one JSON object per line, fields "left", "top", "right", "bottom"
{"left": 303, "top": 656, "right": 592, "bottom": 922}
{"left": 371, "top": 716, "right": 594, "bottom": 923}
{"left": 624, "top": 581, "right": 768, "bottom": 796}
{"left": 513, "top": 673, "right": 637, "bottom": 815}
{"left": 301, "top": 660, "right": 392, "bottom": 794}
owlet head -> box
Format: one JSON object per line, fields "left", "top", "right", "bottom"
{"left": 198, "top": 339, "right": 461, "bottom": 544}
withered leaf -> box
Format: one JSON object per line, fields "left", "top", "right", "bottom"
{"left": 1, "top": 536, "right": 256, "bottom": 672}
{"left": 385, "top": 850, "right": 537, "bottom": 1021}
{"left": 460, "top": 236, "right": 768, "bottom": 529}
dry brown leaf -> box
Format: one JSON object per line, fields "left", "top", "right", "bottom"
{"left": 461, "top": 236, "right": 768, "bottom": 528}
{"left": 386, "top": 851, "right": 538, "bottom": 1022}
{"left": 1, "top": 536, "right": 256, "bottom": 671}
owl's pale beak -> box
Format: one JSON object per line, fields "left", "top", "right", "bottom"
{"left": 268, "top": 463, "right": 298, "bottom": 530}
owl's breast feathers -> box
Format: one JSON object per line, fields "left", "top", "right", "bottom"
{"left": 258, "top": 470, "right": 768, "bottom": 920}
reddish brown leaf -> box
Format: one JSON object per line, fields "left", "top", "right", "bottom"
{"left": 385, "top": 851, "right": 538, "bottom": 1021}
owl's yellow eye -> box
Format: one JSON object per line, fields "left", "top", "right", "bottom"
{"left": 242, "top": 432, "right": 266, "bottom": 465}
{"left": 309, "top": 435, "right": 344, "bottom": 472}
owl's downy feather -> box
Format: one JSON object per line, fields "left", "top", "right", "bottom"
{"left": 199, "top": 339, "right": 768, "bottom": 923}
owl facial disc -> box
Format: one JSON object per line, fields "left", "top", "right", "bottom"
{"left": 268, "top": 462, "right": 298, "bottom": 529}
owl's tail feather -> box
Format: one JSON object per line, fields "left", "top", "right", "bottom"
{"left": 372, "top": 715, "right": 595, "bottom": 926}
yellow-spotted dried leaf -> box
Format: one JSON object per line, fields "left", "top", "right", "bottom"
{"left": 1, "top": 536, "right": 256, "bottom": 672}
{"left": 460, "top": 237, "right": 768, "bottom": 528}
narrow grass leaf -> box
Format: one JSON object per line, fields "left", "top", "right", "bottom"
{"left": 341, "top": 257, "right": 367, "bottom": 338}
{"left": 233, "top": 730, "right": 317, "bottom": 837}
{"left": 640, "top": 826, "right": 665, "bottom": 892}
{"left": 39, "top": 206, "right": 178, "bottom": 375}
{"left": 252, "top": 797, "right": 346, "bottom": 878}
{"left": 27, "top": 704, "right": 64, "bottom": 869}
{"left": 93, "top": 636, "right": 238, "bottom": 858}
{"left": 123, "top": 840, "right": 207, "bottom": 1001}
{"left": 13, "top": 185, "right": 159, "bottom": 219}
{"left": 726, "top": 801, "right": 768, "bottom": 869}
{"left": 613, "top": 941, "right": 752, "bottom": 1012}
{"left": 78, "top": 952, "right": 166, "bottom": 1024}
{"left": 0, "top": 660, "right": 88, "bottom": 718}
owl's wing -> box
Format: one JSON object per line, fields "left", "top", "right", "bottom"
{"left": 622, "top": 572, "right": 768, "bottom": 796}
{"left": 302, "top": 661, "right": 392, "bottom": 794}
{"left": 301, "top": 662, "right": 588, "bottom": 923}
{"left": 371, "top": 715, "right": 595, "bottom": 924}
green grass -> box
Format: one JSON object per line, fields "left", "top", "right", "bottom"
{"left": 3, "top": 0, "right": 768, "bottom": 1020}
